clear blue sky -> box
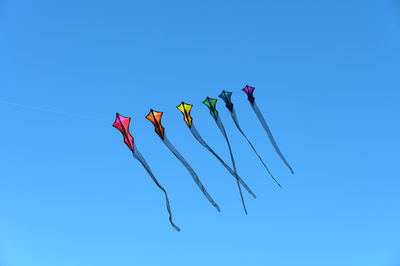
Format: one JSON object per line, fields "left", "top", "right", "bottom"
{"left": 0, "top": 0, "right": 399, "bottom": 265}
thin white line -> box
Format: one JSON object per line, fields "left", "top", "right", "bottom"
{"left": 0, "top": 99, "right": 109, "bottom": 122}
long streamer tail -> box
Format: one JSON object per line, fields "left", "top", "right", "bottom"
{"left": 252, "top": 102, "right": 294, "bottom": 175}
{"left": 190, "top": 123, "right": 256, "bottom": 198}
{"left": 132, "top": 145, "right": 181, "bottom": 231}
{"left": 163, "top": 136, "right": 221, "bottom": 212}
{"left": 216, "top": 117, "right": 248, "bottom": 215}
{"left": 231, "top": 110, "right": 282, "bottom": 188}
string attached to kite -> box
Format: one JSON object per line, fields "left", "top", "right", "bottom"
{"left": 0, "top": 99, "right": 109, "bottom": 122}
{"left": 242, "top": 85, "right": 294, "bottom": 175}
{"left": 176, "top": 102, "right": 256, "bottom": 199}
{"left": 218, "top": 91, "right": 282, "bottom": 188}
{"left": 112, "top": 113, "right": 181, "bottom": 231}
{"left": 202, "top": 97, "right": 248, "bottom": 215}
{"left": 145, "top": 109, "right": 220, "bottom": 212}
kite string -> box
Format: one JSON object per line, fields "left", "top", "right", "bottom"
{"left": 0, "top": 99, "right": 109, "bottom": 122}
{"left": 0, "top": 86, "right": 246, "bottom": 123}
{"left": 0, "top": 86, "right": 248, "bottom": 120}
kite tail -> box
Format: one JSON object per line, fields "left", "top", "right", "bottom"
{"left": 132, "top": 145, "right": 181, "bottom": 231}
{"left": 190, "top": 123, "right": 256, "bottom": 199}
{"left": 252, "top": 102, "right": 294, "bottom": 175}
{"left": 231, "top": 110, "right": 282, "bottom": 188}
{"left": 216, "top": 117, "right": 248, "bottom": 215}
{"left": 163, "top": 136, "right": 221, "bottom": 212}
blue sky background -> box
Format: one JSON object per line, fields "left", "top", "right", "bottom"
{"left": 0, "top": 0, "right": 399, "bottom": 265}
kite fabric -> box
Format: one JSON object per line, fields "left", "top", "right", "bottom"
{"left": 242, "top": 85, "right": 294, "bottom": 175}
{"left": 218, "top": 91, "right": 282, "bottom": 188}
{"left": 176, "top": 102, "right": 256, "bottom": 199}
{"left": 203, "top": 97, "right": 248, "bottom": 215}
{"left": 145, "top": 109, "right": 221, "bottom": 212}
{"left": 112, "top": 113, "right": 180, "bottom": 231}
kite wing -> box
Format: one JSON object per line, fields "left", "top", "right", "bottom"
{"left": 113, "top": 113, "right": 134, "bottom": 152}
{"left": 145, "top": 109, "right": 165, "bottom": 140}
{"left": 242, "top": 85, "right": 255, "bottom": 105}
{"left": 176, "top": 102, "right": 193, "bottom": 128}
{"left": 202, "top": 97, "right": 218, "bottom": 121}
{"left": 218, "top": 90, "right": 234, "bottom": 112}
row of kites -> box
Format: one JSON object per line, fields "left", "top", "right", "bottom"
{"left": 113, "top": 85, "right": 294, "bottom": 231}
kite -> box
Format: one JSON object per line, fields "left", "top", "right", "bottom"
{"left": 218, "top": 90, "right": 282, "bottom": 188}
{"left": 242, "top": 85, "right": 294, "bottom": 174}
{"left": 145, "top": 109, "right": 220, "bottom": 212}
{"left": 112, "top": 113, "right": 180, "bottom": 231}
{"left": 176, "top": 102, "right": 256, "bottom": 199}
{"left": 202, "top": 97, "right": 248, "bottom": 214}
